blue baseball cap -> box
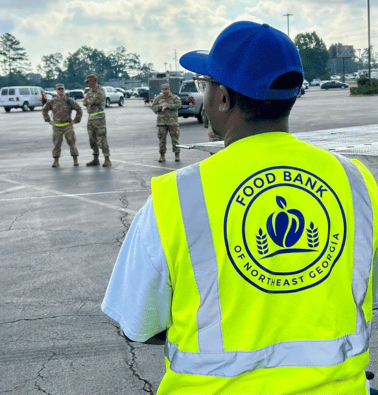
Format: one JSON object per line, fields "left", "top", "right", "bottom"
{"left": 179, "top": 21, "right": 303, "bottom": 100}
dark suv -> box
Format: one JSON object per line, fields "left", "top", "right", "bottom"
{"left": 68, "top": 90, "right": 85, "bottom": 100}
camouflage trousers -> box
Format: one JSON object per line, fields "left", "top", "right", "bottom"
{"left": 52, "top": 125, "right": 79, "bottom": 158}
{"left": 158, "top": 125, "right": 180, "bottom": 154}
{"left": 87, "top": 116, "right": 110, "bottom": 157}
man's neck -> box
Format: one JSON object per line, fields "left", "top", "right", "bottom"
{"left": 223, "top": 113, "right": 289, "bottom": 147}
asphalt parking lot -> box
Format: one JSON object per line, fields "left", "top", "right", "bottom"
{"left": 1, "top": 88, "right": 378, "bottom": 394}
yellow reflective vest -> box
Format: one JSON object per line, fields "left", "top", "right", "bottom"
{"left": 151, "top": 132, "right": 378, "bottom": 395}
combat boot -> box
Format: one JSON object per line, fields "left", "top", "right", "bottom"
{"left": 52, "top": 158, "right": 59, "bottom": 168}
{"left": 158, "top": 154, "right": 165, "bottom": 162}
{"left": 73, "top": 156, "right": 79, "bottom": 166}
{"left": 103, "top": 157, "right": 112, "bottom": 167}
{"left": 86, "top": 154, "right": 100, "bottom": 166}
{"left": 175, "top": 153, "right": 180, "bottom": 162}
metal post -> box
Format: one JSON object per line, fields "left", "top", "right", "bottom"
{"left": 174, "top": 50, "right": 178, "bottom": 72}
{"left": 283, "top": 14, "right": 293, "bottom": 37}
{"left": 368, "top": 0, "right": 371, "bottom": 81}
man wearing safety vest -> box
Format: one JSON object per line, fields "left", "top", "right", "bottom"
{"left": 102, "top": 21, "right": 378, "bottom": 394}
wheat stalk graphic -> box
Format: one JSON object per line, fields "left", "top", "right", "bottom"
{"left": 307, "top": 222, "right": 319, "bottom": 248}
{"left": 256, "top": 228, "right": 269, "bottom": 255}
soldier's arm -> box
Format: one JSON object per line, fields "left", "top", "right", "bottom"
{"left": 86, "top": 88, "right": 105, "bottom": 106}
{"left": 151, "top": 97, "right": 162, "bottom": 114}
{"left": 83, "top": 95, "right": 88, "bottom": 107}
{"left": 71, "top": 99, "right": 83, "bottom": 123}
{"left": 169, "top": 95, "right": 182, "bottom": 111}
{"left": 42, "top": 101, "right": 52, "bottom": 122}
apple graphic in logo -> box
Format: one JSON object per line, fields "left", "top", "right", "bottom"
{"left": 267, "top": 196, "right": 305, "bottom": 248}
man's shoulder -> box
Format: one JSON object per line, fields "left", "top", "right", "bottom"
{"left": 152, "top": 163, "right": 199, "bottom": 190}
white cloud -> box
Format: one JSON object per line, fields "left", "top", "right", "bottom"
{"left": 1, "top": 0, "right": 377, "bottom": 74}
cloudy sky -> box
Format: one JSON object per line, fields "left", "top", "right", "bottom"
{"left": 0, "top": 0, "right": 376, "bottom": 74}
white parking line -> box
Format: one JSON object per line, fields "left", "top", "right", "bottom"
{"left": 0, "top": 176, "right": 140, "bottom": 215}
{"left": 112, "top": 159, "right": 178, "bottom": 171}
{"left": 0, "top": 185, "right": 26, "bottom": 195}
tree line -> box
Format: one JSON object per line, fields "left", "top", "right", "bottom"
{"left": 0, "top": 32, "right": 375, "bottom": 89}
{"left": 295, "top": 32, "right": 375, "bottom": 81}
{"left": 0, "top": 33, "right": 154, "bottom": 89}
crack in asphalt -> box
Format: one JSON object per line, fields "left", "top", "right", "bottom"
{"left": 117, "top": 191, "right": 130, "bottom": 247}
{"left": 113, "top": 188, "right": 154, "bottom": 393}
{"left": 118, "top": 327, "right": 154, "bottom": 394}
{"left": 8, "top": 206, "right": 31, "bottom": 230}
{"left": 34, "top": 353, "right": 55, "bottom": 395}
{"left": 0, "top": 314, "right": 104, "bottom": 325}
{"left": 129, "top": 171, "right": 150, "bottom": 189}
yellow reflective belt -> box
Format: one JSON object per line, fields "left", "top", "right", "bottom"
{"left": 55, "top": 122, "right": 70, "bottom": 127}
{"left": 89, "top": 111, "right": 104, "bottom": 116}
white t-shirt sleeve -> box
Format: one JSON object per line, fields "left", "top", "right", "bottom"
{"left": 101, "top": 196, "right": 172, "bottom": 342}
{"left": 371, "top": 232, "right": 378, "bottom": 310}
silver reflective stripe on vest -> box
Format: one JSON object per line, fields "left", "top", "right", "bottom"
{"left": 165, "top": 323, "right": 371, "bottom": 377}
{"left": 334, "top": 154, "right": 374, "bottom": 333}
{"left": 170, "top": 157, "right": 373, "bottom": 377}
{"left": 176, "top": 163, "right": 224, "bottom": 353}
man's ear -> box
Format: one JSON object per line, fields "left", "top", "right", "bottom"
{"left": 219, "top": 85, "right": 231, "bottom": 112}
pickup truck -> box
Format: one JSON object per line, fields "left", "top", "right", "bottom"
{"left": 178, "top": 80, "right": 203, "bottom": 123}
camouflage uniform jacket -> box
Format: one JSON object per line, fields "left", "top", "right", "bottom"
{"left": 83, "top": 86, "right": 106, "bottom": 118}
{"left": 42, "top": 96, "right": 82, "bottom": 124}
{"left": 151, "top": 93, "right": 182, "bottom": 126}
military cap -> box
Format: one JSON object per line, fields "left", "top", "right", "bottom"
{"left": 56, "top": 83, "right": 65, "bottom": 89}
{"left": 85, "top": 74, "right": 97, "bottom": 82}
{"left": 161, "top": 83, "right": 170, "bottom": 92}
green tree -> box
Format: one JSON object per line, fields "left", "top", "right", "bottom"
{"left": 294, "top": 32, "right": 329, "bottom": 81}
{"left": 125, "top": 53, "right": 141, "bottom": 76}
{"left": 135, "top": 62, "right": 154, "bottom": 83}
{"left": 107, "top": 46, "right": 130, "bottom": 80}
{"left": 37, "top": 53, "right": 63, "bottom": 85}
{"left": 0, "top": 33, "right": 31, "bottom": 84}
{"left": 60, "top": 46, "right": 111, "bottom": 88}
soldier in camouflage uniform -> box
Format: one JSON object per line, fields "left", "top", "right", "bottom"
{"left": 42, "top": 83, "right": 82, "bottom": 168}
{"left": 83, "top": 74, "right": 111, "bottom": 167}
{"left": 151, "top": 83, "right": 182, "bottom": 162}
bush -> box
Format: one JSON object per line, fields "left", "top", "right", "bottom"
{"left": 350, "top": 83, "right": 378, "bottom": 95}
{"left": 357, "top": 75, "right": 369, "bottom": 87}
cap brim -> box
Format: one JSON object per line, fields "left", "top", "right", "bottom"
{"left": 179, "top": 50, "right": 210, "bottom": 75}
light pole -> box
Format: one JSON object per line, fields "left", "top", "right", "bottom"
{"left": 368, "top": 0, "right": 371, "bottom": 80}
{"left": 357, "top": 49, "right": 361, "bottom": 71}
{"left": 283, "top": 14, "right": 293, "bottom": 37}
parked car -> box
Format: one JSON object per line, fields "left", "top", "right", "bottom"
{"left": 84, "top": 87, "right": 90, "bottom": 95}
{"left": 303, "top": 79, "right": 309, "bottom": 89}
{"left": 0, "top": 86, "right": 45, "bottom": 112}
{"left": 45, "top": 91, "right": 57, "bottom": 98}
{"left": 68, "top": 90, "right": 85, "bottom": 100}
{"left": 330, "top": 75, "right": 341, "bottom": 80}
{"left": 320, "top": 80, "right": 349, "bottom": 90}
{"left": 311, "top": 79, "right": 322, "bottom": 86}
{"left": 138, "top": 87, "right": 149, "bottom": 99}
{"left": 124, "top": 89, "right": 133, "bottom": 98}
{"left": 115, "top": 87, "right": 127, "bottom": 97}
{"left": 297, "top": 85, "right": 306, "bottom": 97}
{"left": 102, "top": 86, "right": 124, "bottom": 107}
{"left": 178, "top": 80, "right": 203, "bottom": 123}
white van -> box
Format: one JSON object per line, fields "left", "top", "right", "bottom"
{"left": 0, "top": 86, "right": 45, "bottom": 112}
